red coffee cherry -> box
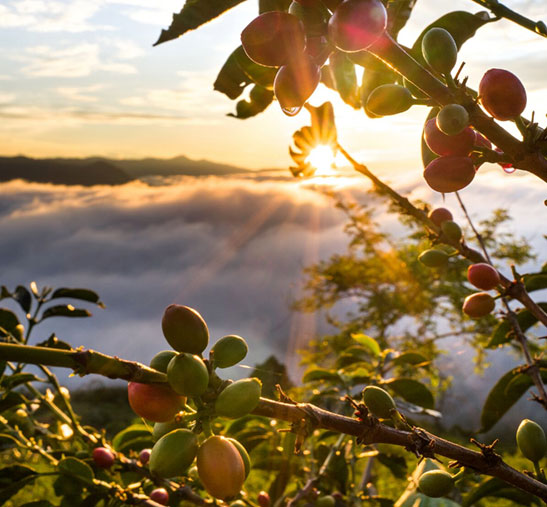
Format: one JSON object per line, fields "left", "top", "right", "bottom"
{"left": 92, "top": 447, "right": 115, "bottom": 469}
{"left": 305, "top": 35, "right": 333, "bottom": 66}
{"left": 462, "top": 292, "right": 495, "bottom": 318}
{"left": 424, "top": 118, "right": 475, "bottom": 157}
{"left": 258, "top": 491, "right": 271, "bottom": 507}
{"left": 467, "top": 263, "right": 501, "bottom": 291}
{"left": 328, "top": 0, "right": 387, "bottom": 52}
{"left": 423, "top": 156, "right": 475, "bottom": 193}
{"left": 139, "top": 448, "right": 151, "bottom": 465}
{"left": 428, "top": 207, "right": 453, "bottom": 227}
{"left": 150, "top": 488, "right": 169, "bottom": 505}
{"left": 479, "top": 69, "right": 527, "bottom": 121}
{"left": 127, "top": 382, "right": 184, "bottom": 423}
{"left": 241, "top": 12, "right": 306, "bottom": 67}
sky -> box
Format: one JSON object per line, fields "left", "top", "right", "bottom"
{"left": 0, "top": 0, "right": 546, "bottom": 168}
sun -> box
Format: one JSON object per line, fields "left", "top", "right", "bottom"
{"left": 305, "top": 145, "right": 337, "bottom": 176}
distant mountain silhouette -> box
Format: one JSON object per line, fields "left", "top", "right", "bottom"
{"left": 0, "top": 155, "right": 253, "bottom": 186}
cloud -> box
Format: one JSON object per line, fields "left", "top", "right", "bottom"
{"left": 56, "top": 84, "right": 105, "bottom": 103}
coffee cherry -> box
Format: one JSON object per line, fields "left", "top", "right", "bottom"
{"left": 162, "top": 304, "right": 209, "bottom": 354}
{"left": 215, "top": 378, "right": 262, "bottom": 418}
{"left": 167, "top": 353, "right": 209, "bottom": 398}
{"left": 479, "top": 69, "right": 527, "bottom": 121}
{"left": 462, "top": 292, "right": 495, "bottom": 318}
{"left": 212, "top": 335, "right": 249, "bottom": 369}
{"left": 474, "top": 132, "right": 492, "bottom": 150}
{"left": 241, "top": 12, "right": 306, "bottom": 67}
{"left": 418, "top": 470, "right": 454, "bottom": 498}
{"left": 316, "top": 496, "right": 336, "bottom": 507}
{"left": 516, "top": 419, "right": 547, "bottom": 463}
{"left": 436, "top": 104, "right": 469, "bottom": 136}
{"left": 92, "top": 447, "right": 115, "bottom": 468}
{"left": 258, "top": 491, "right": 271, "bottom": 507}
{"left": 441, "top": 220, "right": 462, "bottom": 242}
{"left": 150, "top": 488, "right": 169, "bottom": 505}
{"left": 128, "top": 382, "right": 184, "bottom": 423}
{"left": 428, "top": 208, "right": 453, "bottom": 227}
{"left": 422, "top": 28, "right": 457, "bottom": 74}
{"left": 305, "top": 35, "right": 332, "bottom": 66}
{"left": 227, "top": 438, "right": 251, "bottom": 478}
{"left": 423, "top": 156, "right": 475, "bottom": 193}
{"left": 288, "top": 1, "right": 327, "bottom": 35}
{"left": 139, "top": 448, "right": 151, "bottom": 465}
{"left": 418, "top": 249, "right": 449, "bottom": 268}
{"left": 365, "top": 84, "right": 413, "bottom": 116}
{"left": 362, "top": 385, "right": 396, "bottom": 419}
{"left": 197, "top": 436, "right": 246, "bottom": 500}
{"left": 274, "top": 55, "right": 320, "bottom": 114}
{"left": 149, "top": 429, "right": 198, "bottom": 478}
{"left": 424, "top": 119, "right": 475, "bottom": 157}
{"left": 328, "top": 0, "right": 387, "bottom": 52}
{"left": 150, "top": 350, "right": 177, "bottom": 373}
{"left": 467, "top": 263, "right": 500, "bottom": 291}
{"left": 153, "top": 418, "right": 187, "bottom": 441}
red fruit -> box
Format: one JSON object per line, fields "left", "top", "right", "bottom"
{"left": 463, "top": 292, "right": 495, "bottom": 318}
{"left": 428, "top": 207, "right": 453, "bottom": 227}
{"left": 241, "top": 12, "right": 306, "bottom": 67}
{"left": 150, "top": 488, "right": 169, "bottom": 505}
{"left": 295, "top": 0, "right": 320, "bottom": 5}
{"left": 328, "top": 0, "right": 387, "bottom": 52}
{"left": 258, "top": 491, "right": 271, "bottom": 507}
{"left": 474, "top": 132, "right": 492, "bottom": 149}
{"left": 467, "top": 263, "right": 501, "bottom": 291}
{"left": 479, "top": 69, "right": 527, "bottom": 121}
{"left": 274, "top": 54, "right": 320, "bottom": 114}
{"left": 423, "top": 156, "right": 475, "bottom": 193}
{"left": 306, "top": 36, "right": 333, "bottom": 66}
{"left": 92, "top": 447, "right": 115, "bottom": 469}
{"left": 127, "top": 382, "right": 184, "bottom": 423}
{"left": 139, "top": 448, "right": 151, "bottom": 465}
{"left": 424, "top": 118, "right": 475, "bottom": 156}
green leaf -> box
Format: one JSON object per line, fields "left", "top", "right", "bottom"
{"left": 20, "top": 502, "right": 54, "bottom": 507}
{"left": 233, "top": 47, "right": 277, "bottom": 89}
{"left": 112, "top": 424, "right": 152, "bottom": 451}
{"left": 351, "top": 333, "right": 381, "bottom": 356}
{"left": 302, "top": 368, "right": 342, "bottom": 383}
{"left": 0, "top": 308, "right": 21, "bottom": 337}
{"left": 0, "top": 285, "right": 11, "bottom": 300}
{"left": 1, "top": 373, "right": 44, "bottom": 390}
{"left": 14, "top": 285, "right": 32, "bottom": 313}
{"left": 392, "top": 352, "right": 430, "bottom": 367}
{"left": 58, "top": 457, "right": 94, "bottom": 483}
{"left": 328, "top": 51, "right": 360, "bottom": 108}
{"left": 154, "top": 0, "right": 247, "bottom": 46}
{"left": 383, "top": 378, "right": 434, "bottom": 409}
{"left": 51, "top": 287, "right": 103, "bottom": 307}
{"left": 0, "top": 465, "right": 39, "bottom": 504}
{"left": 0, "top": 391, "right": 27, "bottom": 412}
{"left": 35, "top": 334, "right": 73, "bottom": 350}
{"left": 41, "top": 305, "right": 91, "bottom": 320}
{"left": 487, "top": 303, "right": 547, "bottom": 348}
{"left": 463, "top": 477, "right": 541, "bottom": 506}
{"left": 229, "top": 85, "right": 274, "bottom": 119}
{"left": 524, "top": 274, "right": 547, "bottom": 292}
{"left": 376, "top": 452, "right": 407, "bottom": 479}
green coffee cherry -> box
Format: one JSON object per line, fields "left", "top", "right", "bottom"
{"left": 153, "top": 418, "right": 187, "bottom": 441}
{"left": 316, "top": 496, "right": 336, "bottom": 507}
{"left": 211, "top": 335, "right": 249, "bottom": 368}
{"left": 362, "top": 386, "right": 396, "bottom": 419}
{"left": 149, "top": 429, "right": 198, "bottom": 478}
{"left": 215, "top": 378, "right": 262, "bottom": 418}
{"left": 161, "top": 304, "right": 209, "bottom": 354}
{"left": 436, "top": 104, "right": 469, "bottom": 135}
{"left": 150, "top": 350, "right": 177, "bottom": 373}
{"left": 441, "top": 220, "right": 462, "bottom": 242}
{"left": 418, "top": 249, "right": 449, "bottom": 268}
{"left": 418, "top": 470, "right": 454, "bottom": 498}
{"left": 227, "top": 438, "right": 251, "bottom": 478}
{"left": 167, "top": 353, "right": 209, "bottom": 397}
{"left": 365, "top": 84, "right": 413, "bottom": 116}
{"left": 516, "top": 419, "right": 547, "bottom": 463}
{"left": 422, "top": 28, "right": 458, "bottom": 74}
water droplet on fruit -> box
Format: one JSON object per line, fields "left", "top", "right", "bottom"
{"left": 502, "top": 166, "right": 516, "bottom": 174}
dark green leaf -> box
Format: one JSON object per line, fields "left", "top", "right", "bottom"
{"left": 463, "top": 477, "right": 541, "bottom": 506}
{"left": 376, "top": 453, "right": 407, "bottom": 479}
{"left": 229, "top": 85, "right": 274, "bottom": 119}
{"left": 302, "top": 368, "right": 342, "bottom": 383}
{"left": 80, "top": 493, "right": 107, "bottom": 507}
{"left": 112, "top": 424, "right": 151, "bottom": 451}
{"left": 0, "top": 465, "right": 38, "bottom": 504}
{"left": 524, "top": 274, "right": 547, "bottom": 293}
{"left": 35, "top": 334, "right": 73, "bottom": 350}
{"left": 50, "top": 287, "right": 103, "bottom": 307}
{"left": 0, "top": 308, "right": 21, "bottom": 337}
{"left": 383, "top": 378, "right": 434, "bottom": 409}
{"left": 233, "top": 47, "right": 277, "bottom": 89}
{"left": 41, "top": 305, "right": 91, "bottom": 320}
{"left": 259, "top": 0, "right": 290, "bottom": 13}
{"left": 392, "top": 352, "right": 430, "bottom": 367}
{"left": 14, "top": 285, "right": 32, "bottom": 313}
{"left": 214, "top": 47, "right": 253, "bottom": 100}
{"left": 1, "top": 373, "right": 44, "bottom": 390}
{"left": 351, "top": 333, "right": 381, "bottom": 356}
{"left": 0, "top": 391, "right": 27, "bottom": 412}
{"left": 154, "top": 0, "right": 247, "bottom": 46}
{"left": 20, "top": 502, "right": 54, "bottom": 507}
{"left": 487, "top": 303, "right": 547, "bottom": 348}
{"left": 328, "top": 51, "right": 360, "bottom": 108}
{"left": 0, "top": 286, "right": 11, "bottom": 300}
{"left": 386, "top": 0, "right": 418, "bottom": 39}
{"left": 58, "top": 457, "right": 94, "bottom": 483}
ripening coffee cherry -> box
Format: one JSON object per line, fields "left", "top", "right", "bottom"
{"left": 418, "top": 470, "right": 454, "bottom": 498}
{"left": 274, "top": 55, "right": 320, "bottom": 114}
{"left": 467, "top": 263, "right": 501, "bottom": 291}
{"left": 424, "top": 119, "right": 475, "bottom": 157}
{"left": 258, "top": 491, "right": 271, "bottom": 507}
{"left": 418, "top": 249, "right": 449, "bottom": 268}
{"left": 365, "top": 84, "right": 413, "bottom": 116}
{"left": 436, "top": 104, "right": 469, "bottom": 136}
{"left": 228, "top": 438, "right": 251, "bottom": 478}
{"left": 167, "top": 353, "right": 209, "bottom": 397}
{"left": 479, "top": 69, "right": 527, "bottom": 121}
{"left": 516, "top": 419, "right": 547, "bottom": 463}
{"left": 462, "top": 292, "right": 495, "bottom": 318}
{"left": 474, "top": 132, "right": 492, "bottom": 150}
{"left": 150, "top": 488, "right": 169, "bottom": 505}
{"left": 92, "top": 447, "right": 115, "bottom": 468}
{"left": 362, "top": 385, "right": 396, "bottom": 419}
{"left": 241, "top": 12, "right": 306, "bottom": 67}
{"left": 215, "top": 378, "right": 262, "bottom": 418}
{"left": 127, "top": 382, "right": 184, "bottom": 423}
{"left": 441, "top": 220, "right": 462, "bottom": 242}
{"left": 328, "top": 0, "right": 387, "bottom": 52}
{"left": 316, "top": 496, "right": 336, "bottom": 507}
{"left": 305, "top": 35, "right": 333, "bottom": 66}
{"left": 150, "top": 350, "right": 177, "bottom": 373}
{"left": 212, "top": 335, "right": 249, "bottom": 368}
{"left": 197, "top": 436, "right": 246, "bottom": 500}
{"left": 421, "top": 28, "right": 458, "bottom": 74}
{"left": 423, "top": 156, "right": 475, "bottom": 193}
{"left": 139, "top": 448, "right": 151, "bottom": 465}
{"left": 149, "top": 429, "right": 198, "bottom": 478}
{"left": 428, "top": 207, "right": 453, "bottom": 227}
{"left": 162, "top": 304, "right": 209, "bottom": 354}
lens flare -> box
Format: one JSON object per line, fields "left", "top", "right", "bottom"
{"left": 305, "top": 145, "right": 337, "bottom": 176}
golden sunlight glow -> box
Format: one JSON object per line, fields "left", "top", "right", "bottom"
{"left": 305, "top": 145, "right": 337, "bottom": 176}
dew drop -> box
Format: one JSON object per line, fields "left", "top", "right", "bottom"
{"left": 281, "top": 105, "right": 302, "bottom": 116}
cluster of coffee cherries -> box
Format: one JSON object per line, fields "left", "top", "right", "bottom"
{"left": 417, "top": 207, "right": 502, "bottom": 319}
